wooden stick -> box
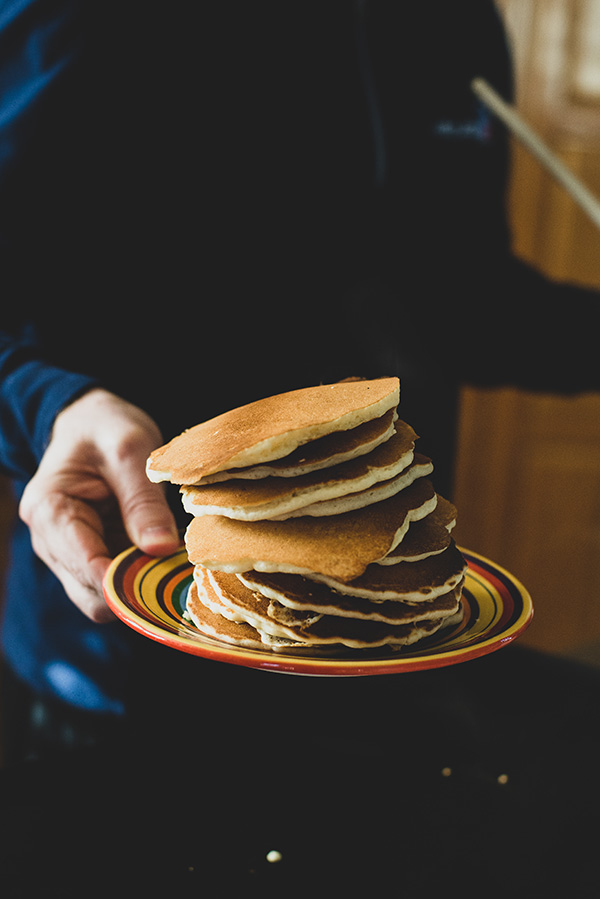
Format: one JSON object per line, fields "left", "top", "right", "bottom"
{"left": 472, "top": 77, "right": 600, "bottom": 231}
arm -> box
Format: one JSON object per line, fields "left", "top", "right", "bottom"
{"left": 0, "top": 3, "right": 180, "bottom": 620}
{"left": 0, "top": 0, "right": 93, "bottom": 479}
{"left": 1, "top": 324, "right": 179, "bottom": 625}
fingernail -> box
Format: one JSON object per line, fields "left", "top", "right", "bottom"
{"left": 140, "top": 526, "right": 179, "bottom": 547}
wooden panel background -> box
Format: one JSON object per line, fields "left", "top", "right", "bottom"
{"left": 453, "top": 0, "right": 600, "bottom": 661}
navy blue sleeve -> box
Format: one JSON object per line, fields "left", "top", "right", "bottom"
{"left": 0, "top": 330, "right": 97, "bottom": 480}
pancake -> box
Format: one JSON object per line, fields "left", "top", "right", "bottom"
{"left": 265, "top": 584, "right": 463, "bottom": 628}
{"left": 184, "top": 477, "right": 438, "bottom": 582}
{"left": 147, "top": 377, "right": 400, "bottom": 485}
{"left": 194, "top": 567, "right": 459, "bottom": 649}
{"left": 195, "top": 567, "right": 324, "bottom": 628}
{"left": 376, "top": 495, "right": 457, "bottom": 564}
{"left": 187, "top": 579, "right": 348, "bottom": 654}
{"left": 240, "top": 541, "right": 466, "bottom": 603}
{"left": 232, "top": 567, "right": 464, "bottom": 624}
{"left": 255, "top": 612, "right": 463, "bottom": 649}
{"left": 198, "top": 409, "right": 398, "bottom": 482}
{"left": 271, "top": 454, "right": 433, "bottom": 520}
{"left": 185, "top": 580, "right": 275, "bottom": 650}
{"left": 308, "top": 541, "right": 468, "bottom": 601}
{"left": 180, "top": 426, "right": 419, "bottom": 521}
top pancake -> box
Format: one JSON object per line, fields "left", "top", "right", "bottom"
{"left": 147, "top": 377, "right": 400, "bottom": 485}
{"left": 197, "top": 409, "right": 398, "bottom": 482}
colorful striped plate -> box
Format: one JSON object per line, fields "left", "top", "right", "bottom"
{"left": 103, "top": 546, "right": 533, "bottom": 676}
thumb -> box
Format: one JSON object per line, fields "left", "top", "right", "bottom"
{"left": 109, "top": 455, "right": 180, "bottom": 555}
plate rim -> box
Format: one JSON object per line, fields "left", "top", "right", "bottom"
{"left": 103, "top": 545, "right": 533, "bottom": 676}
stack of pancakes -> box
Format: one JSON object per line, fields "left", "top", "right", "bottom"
{"left": 146, "top": 378, "right": 466, "bottom": 653}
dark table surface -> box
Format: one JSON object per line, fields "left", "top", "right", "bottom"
{"left": 2, "top": 645, "right": 600, "bottom": 898}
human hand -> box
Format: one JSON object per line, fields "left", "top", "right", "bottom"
{"left": 19, "top": 388, "right": 180, "bottom": 622}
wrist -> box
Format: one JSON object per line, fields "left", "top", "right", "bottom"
{"left": 52, "top": 387, "right": 115, "bottom": 440}
{"left": 50, "top": 388, "right": 163, "bottom": 458}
